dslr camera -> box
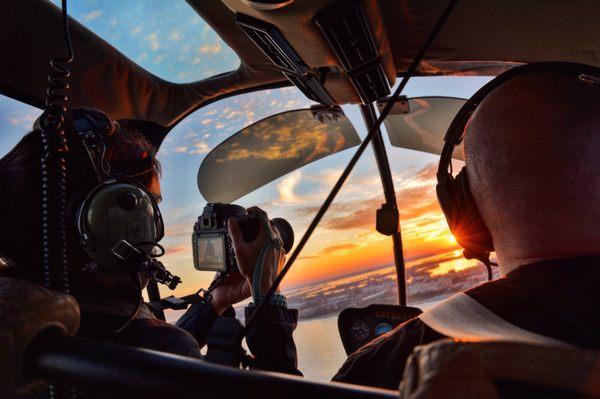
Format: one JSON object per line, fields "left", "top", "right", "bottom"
{"left": 192, "top": 203, "right": 294, "bottom": 273}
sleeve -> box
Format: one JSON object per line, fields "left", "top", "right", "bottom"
{"left": 244, "top": 305, "right": 303, "bottom": 376}
{"left": 332, "top": 318, "right": 445, "bottom": 390}
{"left": 175, "top": 301, "right": 219, "bottom": 349}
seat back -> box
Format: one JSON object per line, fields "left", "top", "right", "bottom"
{"left": 399, "top": 339, "right": 600, "bottom": 399}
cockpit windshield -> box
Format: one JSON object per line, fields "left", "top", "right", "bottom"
{"left": 48, "top": 0, "right": 240, "bottom": 83}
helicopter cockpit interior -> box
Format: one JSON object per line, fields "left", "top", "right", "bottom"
{"left": 1, "top": 0, "right": 599, "bottom": 398}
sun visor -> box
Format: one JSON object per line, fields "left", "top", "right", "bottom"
{"left": 197, "top": 106, "right": 360, "bottom": 203}
{"left": 377, "top": 97, "right": 466, "bottom": 160}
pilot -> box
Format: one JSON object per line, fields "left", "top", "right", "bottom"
{"left": 223, "top": 69, "right": 600, "bottom": 387}
{"left": 330, "top": 70, "right": 600, "bottom": 388}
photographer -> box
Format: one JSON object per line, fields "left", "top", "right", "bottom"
{"left": 0, "top": 108, "right": 200, "bottom": 357}
{"left": 0, "top": 108, "right": 300, "bottom": 376}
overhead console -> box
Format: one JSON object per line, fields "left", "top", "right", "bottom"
{"left": 225, "top": 0, "right": 395, "bottom": 105}
{"left": 236, "top": 13, "right": 335, "bottom": 105}
{"left": 314, "top": 2, "right": 390, "bottom": 104}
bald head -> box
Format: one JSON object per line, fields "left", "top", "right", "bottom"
{"left": 464, "top": 71, "right": 600, "bottom": 274}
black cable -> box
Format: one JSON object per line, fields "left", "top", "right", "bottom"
{"left": 40, "top": 0, "right": 73, "bottom": 294}
{"left": 110, "top": 241, "right": 166, "bottom": 335}
{"left": 113, "top": 273, "right": 144, "bottom": 335}
{"left": 40, "top": 2, "right": 75, "bottom": 397}
{"left": 243, "top": 0, "right": 459, "bottom": 335}
{"left": 486, "top": 260, "right": 498, "bottom": 281}
{"left": 485, "top": 262, "right": 493, "bottom": 281}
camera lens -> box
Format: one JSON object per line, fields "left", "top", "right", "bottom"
{"left": 272, "top": 218, "right": 294, "bottom": 253}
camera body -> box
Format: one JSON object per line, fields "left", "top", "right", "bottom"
{"left": 192, "top": 203, "right": 294, "bottom": 273}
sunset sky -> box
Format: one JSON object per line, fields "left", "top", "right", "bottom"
{"left": 1, "top": 1, "right": 493, "bottom": 297}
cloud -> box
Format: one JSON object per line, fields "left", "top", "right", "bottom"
{"left": 199, "top": 44, "right": 222, "bottom": 54}
{"left": 415, "top": 162, "right": 437, "bottom": 183}
{"left": 164, "top": 243, "right": 189, "bottom": 255}
{"left": 5, "top": 108, "right": 40, "bottom": 130}
{"left": 288, "top": 162, "right": 442, "bottom": 233}
{"left": 83, "top": 10, "right": 102, "bottom": 22}
{"left": 323, "top": 206, "right": 376, "bottom": 231}
{"left": 174, "top": 146, "right": 188, "bottom": 153}
{"left": 276, "top": 171, "right": 303, "bottom": 203}
{"left": 189, "top": 141, "right": 210, "bottom": 155}
{"left": 313, "top": 243, "right": 359, "bottom": 257}
{"left": 169, "top": 30, "right": 183, "bottom": 41}
{"left": 137, "top": 53, "right": 148, "bottom": 63}
{"left": 146, "top": 33, "right": 160, "bottom": 51}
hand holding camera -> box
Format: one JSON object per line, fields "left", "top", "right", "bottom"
{"left": 227, "top": 207, "right": 286, "bottom": 298}
{"left": 192, "top": 204, "right": 294, "bottom": 314}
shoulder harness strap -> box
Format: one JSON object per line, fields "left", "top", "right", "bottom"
{"left": 418, "top": 292, "right": 571, "bottom": 347}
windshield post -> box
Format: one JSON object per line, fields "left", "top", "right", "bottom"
{"left": 359, "top": 103, "right": 407, "bottom": 306}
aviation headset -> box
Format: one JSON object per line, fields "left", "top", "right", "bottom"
{"left": 436, "top": 62, "right": 600, "bottom": 265}
{"left": 35, "top": 107, "right": 164, "bottom": 274}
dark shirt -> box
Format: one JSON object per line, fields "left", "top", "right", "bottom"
{"left": 176, "top": 301, "right": 302, "bottom": 375}
{"left": 332, "top": 255, "right": 600, "bottom": 389}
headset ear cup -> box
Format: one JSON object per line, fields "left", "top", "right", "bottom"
{"left": 436, "top": 169, "right": 494, "bottom": 257}
{"left": 75, "top": 180, "right": 164, "bottom": 273}
{"left": 454, "top": 169, "right": 495, "bottom": 254}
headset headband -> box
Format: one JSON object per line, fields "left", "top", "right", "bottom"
{"left": 437, "top": 62, "right": 600, "bottom": 182}
{"left": 34, "top": 107, "right": 117, "bottom": 182}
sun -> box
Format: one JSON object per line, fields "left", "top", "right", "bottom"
{"left": 447, "top": 235, "right": 457, "bottom": 244}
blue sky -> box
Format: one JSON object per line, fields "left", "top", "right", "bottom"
{"left": 1, "top": 1, "right": 492, "bottom": 296}
{"left": 50, "top": 0, "right": 240, "bottom": 82}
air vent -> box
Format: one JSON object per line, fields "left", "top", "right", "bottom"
{"left": 236, "top": 13, "right": 334, "bottom": 105}
{"left": 315, "top": 1, "right": 390, "bottom": 104}
{"left": 351, "top": 64, "right": 389, "bottom": 104}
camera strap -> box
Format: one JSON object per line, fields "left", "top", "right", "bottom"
{"left": 159, "top": 274, "right": 226, "bottom": 311}
{"left": 252, "top": 219, "right": 284, "bottom": 303}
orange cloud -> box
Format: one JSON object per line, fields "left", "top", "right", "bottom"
{"left": 278, "top": 162, "right": 462, "bottom": 286}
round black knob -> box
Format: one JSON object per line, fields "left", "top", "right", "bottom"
{"left": 118, "top": 192, "right": 138, "bottom": 211}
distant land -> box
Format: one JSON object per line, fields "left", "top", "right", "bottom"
{"left": 287, "top": 247, "right": 456, "bottom": 290}
{"left": 235, "top": 250, "right": 497, "bottom": 321}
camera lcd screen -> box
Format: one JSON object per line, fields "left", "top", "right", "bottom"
{"left": 195, "top": 233, "right": 226, "bottom": 272}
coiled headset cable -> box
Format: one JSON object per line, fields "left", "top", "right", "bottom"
{"left": 39, "top": 0, "right": 73, "bottom": 295}
{"left": 38, "top": 1, "right": 77, "bottom": 398}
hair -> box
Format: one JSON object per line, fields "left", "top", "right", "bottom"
{"left": 0, "top": 120, "right": 160, "bottom": 280}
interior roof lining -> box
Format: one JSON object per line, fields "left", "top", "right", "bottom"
{"left": 1, "top": 0, "right": 599, "bottom": 147}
